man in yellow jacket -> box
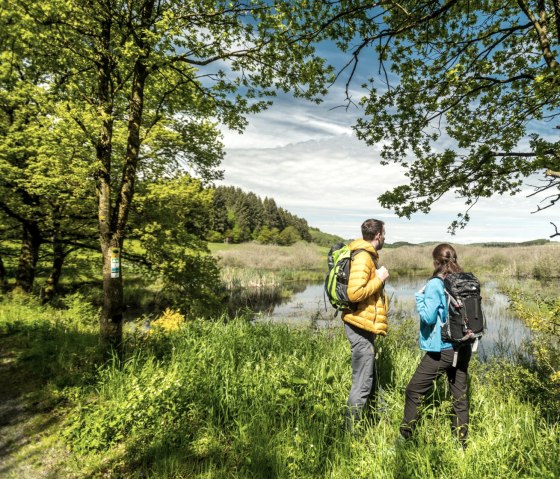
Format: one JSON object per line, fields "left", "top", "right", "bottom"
{"left": 343, "top": 218, "right": 389, "bottom": 430}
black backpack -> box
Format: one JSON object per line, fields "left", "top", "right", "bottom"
{"left": 437, "top": 272, "right": 485, "bottom": 345}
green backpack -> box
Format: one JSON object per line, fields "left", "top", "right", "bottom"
{"left": 324, "top": 243, "right": 376, "bottom": 315}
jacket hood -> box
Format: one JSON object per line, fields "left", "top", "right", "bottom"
{"left": 348, "top": 239, "right": 379, "bottom": 259}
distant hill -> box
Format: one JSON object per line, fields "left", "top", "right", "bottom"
{"left": 308, "top": 228, "right": 346, "bottom": 248}
{"left": 468, "top": 239, "right": 551, "bottom": 247}
{"left": 208, "top": 185, "right": 342, "bottom": 246}
{"left": 385, "top": 239, "right": 552, "bottom": 248}
{"left": 385, "top": 241, "right": 438, "bottom": 248}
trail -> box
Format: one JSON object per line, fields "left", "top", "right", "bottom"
{"left": 0, "top": 336, "right": 71, "bottom": 479}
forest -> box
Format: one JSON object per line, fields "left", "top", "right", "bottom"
{"left": 206, "top": 186, "right": 322, "bottom": 245}
{"left": 1, "top": 1, "right": 560, "bottom": 478}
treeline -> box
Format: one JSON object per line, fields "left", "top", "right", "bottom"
{"left": 207, "top": 186, "right": 345, "bottom": 247}
{"left": 207, "top": 186, "right": 312, "bottom": 245}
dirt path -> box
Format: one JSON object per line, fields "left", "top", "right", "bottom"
{"left": 0, "top": 337, "right": 71, "bottom": 479}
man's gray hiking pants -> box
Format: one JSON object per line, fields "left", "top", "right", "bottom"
{"left": 344, "top": 322, "right": 375, "bottom": 429}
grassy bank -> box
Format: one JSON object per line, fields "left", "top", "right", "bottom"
{"left": 1, "top": 294, "right": 559, "bottom": 478}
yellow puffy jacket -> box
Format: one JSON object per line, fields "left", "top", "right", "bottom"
{"left": 342, "top": 239, "right": 389, "bottom": 336}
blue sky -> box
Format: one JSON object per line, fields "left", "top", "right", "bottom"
{"left": 217, "top": 45, "right": 559, "bottom": 244}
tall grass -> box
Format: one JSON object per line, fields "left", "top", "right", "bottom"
{"left": 0, "top": 292, "right": 102, "bottom": 403}
{"left": 215, "top": 241, "right": 325, "bottom": 271}
{"left": 215, "top": 241, "right": 326, "bottom": 288}
{"left": 214, "top": 241, "right": 560, "bottom": 284}
{"left": 383, "top": 243, "right": 560, "bottom": 278}
{"left": 59, "top": 316, "right": 560, "bottom": 479}
{"left": 3, "top": 240, "right": 560, "bottom": 477}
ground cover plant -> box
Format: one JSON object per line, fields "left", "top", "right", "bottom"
{"left": 1, "top": 289, "right": 559, "bottom": 479}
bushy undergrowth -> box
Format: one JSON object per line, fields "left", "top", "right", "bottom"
{"left": 0, "top": 292, "right": 101, "bottom": 387}
{"left": 58, "top": 316, "right": 560, "bottom": 479}
{"left": 504, "top": 287, "right": 560, "bottom": 411}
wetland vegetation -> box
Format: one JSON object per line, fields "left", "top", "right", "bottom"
{"left": 1, "top": 241, "right": 559, "bottom": 478}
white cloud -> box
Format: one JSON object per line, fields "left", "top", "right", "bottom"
{"left": 218, "top": 86, "right": 560, "bottom": 244}
{"left": 221, "top": 86, "right": 363, "bottom": 149}
{"left": 222, "top": 133, "right": 406, "bottom": 206}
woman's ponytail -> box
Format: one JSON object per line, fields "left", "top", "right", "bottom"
{"left": 432, "top": 243, "right": 463, "bottom": 276}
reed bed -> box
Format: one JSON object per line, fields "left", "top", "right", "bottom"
{"left": 215, "top": 241, "right": 324, "bottom": 271}
{"left": 383, "top": 243, "right": 560, "bottom": 278}
{"left": 215, "top": 241, "right": 325, "bottom": 288}
{"left": 214, "top": 241, "right": 560, "bottom": 282}
{"left": 220, "top": 267, "right": 283, "bottom": 289}
{"left": 213, "top": 241, "right": 560, "bottom": 318}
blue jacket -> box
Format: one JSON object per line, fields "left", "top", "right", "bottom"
{"left": 415, "top": 277, "right": 453, "bottom": 352}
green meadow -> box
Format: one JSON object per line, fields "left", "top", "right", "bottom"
{"left": 1, "top": 242, "right": 559, "bottom": 478}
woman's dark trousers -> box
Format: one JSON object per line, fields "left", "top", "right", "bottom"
{"left": 400, "top": 347, "right": 471, "bottom": 445}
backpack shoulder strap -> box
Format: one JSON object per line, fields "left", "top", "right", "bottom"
{"left": 425, "top": 275, "right": 452, "bottom": 326}
{"left": 350, "top": 248, "right": 379, "bottom": 269}
{"left": 431, "top": 274, "right": 455, "bottom": 299}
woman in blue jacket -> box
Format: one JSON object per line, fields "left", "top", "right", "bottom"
{"left": 399, "top": 243, "right": 471, "bottom": 448}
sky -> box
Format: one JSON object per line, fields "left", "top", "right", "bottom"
{"left": 216, "top": 49, "right": 559, "bottom": 244}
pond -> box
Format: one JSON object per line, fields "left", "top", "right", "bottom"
{"left": 241, "top": 276, "right": 542, "bottom": 359}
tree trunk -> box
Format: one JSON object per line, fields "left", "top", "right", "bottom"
{"left": 100, "top": 239, "right": 123, "bottom": 351}
{"left": 96, "top": 0, "right": 152, "bottom": 352}
{"left": 41, "top": 239, "right": 66, "bottom": 302}
{"left": 94, "top": 13, "right": 121, "bottom": 352}
{"left": 0, "top": 254, "right": 7, "bottom": 292}
{"left": 15, "top": 222, "right": 41, "bottom": 293}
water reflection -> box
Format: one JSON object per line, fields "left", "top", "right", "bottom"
{"left": 227, "top": 282, "right": 309, "bottom": 317}
{"left": 239, "top": 276, "right": 540, "bottom": 358}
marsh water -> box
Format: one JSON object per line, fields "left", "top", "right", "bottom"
{"left": 234, "top": 276, "right": 551, "bottom": 359}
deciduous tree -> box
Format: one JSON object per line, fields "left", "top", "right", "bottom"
{"left": 15, "top": 0, "right": 332, "bottom": 349}
{"left": 0, "top": 5, "right": 97, "bottom": 294}
{"left": 309, "top": 1, "right": 560, "bottom": 232}
{"left": 130, "top": 173, "right": 224, "bottom": 316}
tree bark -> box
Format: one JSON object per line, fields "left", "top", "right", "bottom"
{"left": 0, "top": 254, "right": 7, "bottom": 292}
{"left": 95, "top": 14, "right": 121, "bottom": 351}
{"left": 100, "top": 239, "right": 123, "bottom": 351}
{"left": 15, "top": 222, "right": 42, "bottom": 293}
{"left": 41, "top": 238, "right": 66, "bottom": 303}
{"left": 97, "top": 0, "right": 152, "bottom": 351}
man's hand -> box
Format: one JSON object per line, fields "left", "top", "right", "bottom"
{"left": 376, "top": 266, "right": 389, "bottom": 282}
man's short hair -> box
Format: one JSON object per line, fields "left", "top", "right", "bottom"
{"left": 361, "top": 218, "right": 384, "bottom": 241}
